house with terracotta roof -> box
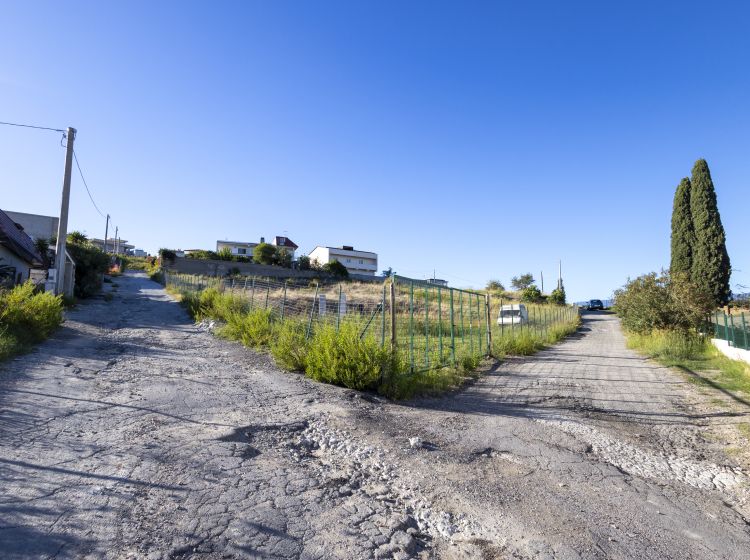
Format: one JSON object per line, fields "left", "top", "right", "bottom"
{"left": 271, "top": 236, "right": 298, "bottom": 259}
{"left": 0, "top": 208, "right": 44, "bottom": 286}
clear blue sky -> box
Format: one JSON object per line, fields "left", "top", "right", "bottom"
{"left": 2, "top": 1, "right": 748, "bottom": 302}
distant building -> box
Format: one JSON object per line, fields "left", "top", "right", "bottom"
{"left": 308, "top": 245, "right": 378, "bottom": 276}
{"left": 216, "top": 239, "right": 259, "bottom": 257}
{"left": 133, "top": 249, "right": 148, "bottom": 257}
{"left": 3, "top": 210, "right": 58, "bottom": 242}
{"left": 272, "top": 236, "right": 298, "bottom": 258}
{"left": 89, "top": 238, "right": 135, "bottom": 255}
{"left": 427, "top": 278, "right": 448, "bottom": 287}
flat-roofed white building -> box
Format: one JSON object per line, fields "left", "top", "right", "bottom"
{"left": 308, "top": 245, "right": 378, "bottom": 276}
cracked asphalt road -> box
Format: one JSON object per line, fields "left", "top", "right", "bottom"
{"left": 1, "top": 273, "right": 749, "bottom": 559}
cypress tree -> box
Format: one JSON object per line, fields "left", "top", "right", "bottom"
{"left": 690, "top": 159, "right": 731, "bottom": 306}
{"left": 670, "top": 177, "right": 694, "bottom": 276}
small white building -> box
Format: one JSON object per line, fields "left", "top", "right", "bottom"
{"left": 308, "top": 245, "right": 378, "bottom": 276}
{"left": 89, "top": 238, "right": 135, "bottom": 255}
{"left": 216, "top": 240, "right": 259, "bottom": 257}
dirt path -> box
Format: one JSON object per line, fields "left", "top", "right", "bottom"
{"left": 1, "top": 274, "right": 749, "bottom": 559}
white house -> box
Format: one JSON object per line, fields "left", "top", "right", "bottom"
{"left": 308, "top": 245, "right": 378, "bottom": 276}
{"left": 272, "top": 236, "right": 298, "bottom": 259}
{"left": 216, "top": 239, "right": 259, "bottom": 257}
{"left": 0, "top": 208, "right": 44, "bottom": 286}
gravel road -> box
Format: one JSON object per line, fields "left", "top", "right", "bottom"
{"left": 1, "top": 273, "right": 749, "bottom": 559}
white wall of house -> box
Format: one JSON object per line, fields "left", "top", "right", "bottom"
{"left": 216, "top": 241, "right": 258, "bottom": 256}
{"left": 308, "top": 246, "right": 378, "bottom": 276}
{"left": 0, "top": 246, "right": 32, "bottom": 284}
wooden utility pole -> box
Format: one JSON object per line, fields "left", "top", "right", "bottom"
{"left": 53, "top": 127, "right": 76, "bottom": 295}
{"left": 114, "top": 226, "right": 118, "bottom": 254}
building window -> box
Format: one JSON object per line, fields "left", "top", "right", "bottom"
{"left": 346, "top": 258, "right": 351, "bottom": 263}
{"left": 358, "top": 259, "right": 363, "bottom": 264}
{"left": 237, "top": 248, "right": 246, "bottom": 255}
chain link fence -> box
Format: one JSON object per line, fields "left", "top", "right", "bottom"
{"left": 164, "top": 271, "right": 579, "bottom": 373}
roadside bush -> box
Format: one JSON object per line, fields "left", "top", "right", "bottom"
{"left": 548, "top": 287, "right": 566, "bottom": 305}
{"left": 270, "top": 320, "right": 309, "bottom": 371}
{"left": 305, "top": 323, "right": 391, "bottom": 390}
{"left": 0, "top": 282, "right": 63, "bottom": 360}
{"left": 323, "top": 260, "right": 349, "bottom": 279}
{"left": 66, "top": 238, "right": 110, "bottom": 298}
{"left": 613, "top": 271, "right": 713, "bottom": 334}
{"left": 222, "top": 308, "right": 275, "bottom": 348}
{"left": 520, "top": 285, "right": 543, "bottom": 303}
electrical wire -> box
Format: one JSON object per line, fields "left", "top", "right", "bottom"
{"left": 73, "top": 151, "right": 106, "bottom": 218}
{"left": 0, "top": 120, "right": 65, "bottom": 133}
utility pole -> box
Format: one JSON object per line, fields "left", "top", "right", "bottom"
{"left": 540, "top": 271, "right": 544, "bottom": 293}
{"left": 53, "top": 127, "right": 76, "bottom": 295}
{"left": 103, "top": 214, "right": 110, "bottom": 253}
{"left": 558, "top": 260, "right": 563, "bottom": 291}
{"left": 114, "top": 226, "right": 118, "bottom": 255}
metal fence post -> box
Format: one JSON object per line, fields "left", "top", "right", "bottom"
{"left": 390, "top": 279, "right": 397, "bottom": 354}
{"left": 469, "top": 292, "right": 474, "bottom": 356}
{"left": 450, "top": 288, "right": 456, "bottom": 364}
{"left": 424, "top": 286, "right": 429, "bottom": 368}
{"left": 306, "top": 284, "right": 319, "bottom": 340}
{"left": 409, "top": 281, "right": 414, "bottom": 372}
{"left": 381, "top": 283, "right": 386, "bottom": 347}
{"left": 723, "top": 312, "right": 729, "bottom": 344}
{"left": 280, "top": 281, "right": 287, "bottom": 320}
{"left": 485, "top": 293, "right": 492, "bottom": 356}
{"left": 438, "top": 286, "right": 443, "bottom": 364}
{"left": 264, "top": 284, "right": 270, "bottom": 309}
{"left": 729, "top": 312, "right": 737, "bottom": 348}
{"left": 741, "top": 312, "right": 748, "bottom": 350}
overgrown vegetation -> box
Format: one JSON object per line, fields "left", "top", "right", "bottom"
{"left": 167, "top": 283, "right": 580, "bottom": 399}
{"left": 65, "top": 232, "right": 110, "bottom": 298}
{"left": 0, "top": 282, "right": 63, "bottom": 361}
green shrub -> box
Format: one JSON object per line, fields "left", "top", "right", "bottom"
{"left": 0, "top": 282, "right": 63, "bottom": 360}
{"left": 305, "top": 323, "right": 391, "bottom": 390}
{"left": 626, "top": 329, "right": 707, "bottom": 361}
{"left": 520, "top": 285, "right": 543, "bottom": 303}
{"left": 222, "top": 308, "right": 275, "bottom": 348}
{"left": 614, "top": 271, "right": 714, "bottom": 334}
{"left": 270, "top": 320, "right": 309, "bottom": 370}
{"left": 66, "top": 238, "right": 110, "bottom": 298}
{"left": 323, "top": 260, "right": 349, "bottom": 278}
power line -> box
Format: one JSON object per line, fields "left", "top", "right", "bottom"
{"left": 73, "top": 151, "right": 106, "bottom": 218}
{"left": 0, "top": 120, "right": 65, "bottom": 133}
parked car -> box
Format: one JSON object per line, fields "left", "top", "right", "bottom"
{"left": 588, "top": 299, "right": 604, "bottom": 310}
{"left": 497, "top": 304, "right": 528, "bottom": 325}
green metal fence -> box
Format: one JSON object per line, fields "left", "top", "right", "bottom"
{"left": 710, "top": 310, "right": 750, "bottom": 351}
{"left": 164, "top": 271, "right": 580, "bottom": 373}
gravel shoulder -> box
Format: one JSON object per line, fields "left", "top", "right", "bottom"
{"left": 1, "top": 274, "right": 749, "bottom": 559}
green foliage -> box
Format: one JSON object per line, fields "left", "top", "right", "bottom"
{"left": 305, "top": 323, "right": 391, "bottom": 390}
{"left": 323, "top": 259, "right": 349, "bottom": 278}
{"left": 216, "top": 247, "right": 234, "bottom": 261}
{"left": 486, "top": 279, "right": 505, "bottom": 291}
{"left": 185, "top": 250, "right": 216, "bottom": 260}
{"left": 159, "top": 248, "right": 177, "bottom": 261}
{"left": 548, "top": 287, "right": 566, "bottom": 305}
{"left": 270, "top": 320, "right": 309, "bottom": 370}
{"left": 690, "top": 159, "right": 731, "bottom": 306}
{"left": 297, "top": 255, "right": 311, "bottom": 270}
{"left": 222, "top": 308, "right": 275, "bottom": 348}
{"left": 511, "top": 273, "right": 534, "bottom": 291}
{"left": 66, "top": 231, "right": 88, "bottom": 244}
{"left": 34, "top": 238, "right": 53, "bottom": 268}
{"left": 670, "top": 177, "right": 695, "bottom": 276}
{"left": 520, "top": 285, "right": 543, "bottom": 303}
{"left": 253, "top": 243, "right": 276, "bottom": 265}
{"left": 0, "top": 282, "right": 63, "bottom": 360}
{"left": 66, "top": 238, "right": 110, "bottom": 298}
{"left": 0, "top": 258, "right": 14, "bottom": 287}
{"left": 381, "top": 267, "right": 395, "bottom": 278}
{"left": 613, "top": 271, "right": 714, "bottom": 334}
{"left": 274, "top": 247, "right": 292, "bottom": 268}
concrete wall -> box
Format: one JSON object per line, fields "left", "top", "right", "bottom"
{"left": 4, "top": 211, "right": 58, "bottom": 242}
{"left": 711, "top": 338, "right": 750, "bottom": 365}
{"left": 163, "top": 257, "right": 383, "bottom": 283}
